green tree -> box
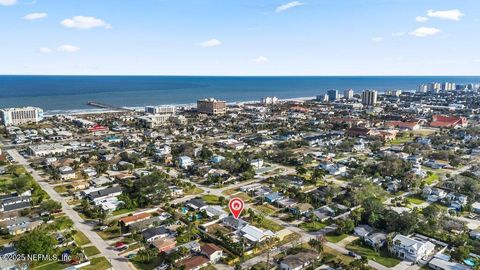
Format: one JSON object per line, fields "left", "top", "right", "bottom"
{"left": 39, "top": 200, "right": 62, "bottom": 213}
{"left": 451, "top": 246, "right": 470, "bottom": 262}
{"left": 15, "top": 229, "right": 57, "bottom": 258}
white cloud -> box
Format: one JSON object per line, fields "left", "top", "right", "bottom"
{"left": 198, "top": 39, "right": 222, "bottom": 48}
{"left": 253, "top": 56, "right": 270, "bottom": 64}
{"left": 57, "top": 45, "right": 80, "bottom": 52}
{"left": 427, "top": 9, "right": 464, "bottom": 21}
{"left": 276, "top": 1, "right": 304, "bottom": 13}
{"left": 61, "top": 16, "right": 112, "bottom": 30}
{"left": 371, "top": 37, "right": 383, "bottom": 43}
{"left": 0, "top": 0, "right": 16, "bottom": 6}
{"left": 23, "top": 13, "right": 48, "bottom": 21}
{"left": 415, "top": 16, "right": 429, "bottom": 22}
{"left": 391, "top": 32, "right": 405, "bottom": 37}
{"left": 409, "top": 27, "right": 441, "bottom": 37}
{"left": 39, "top": 47, "right": 52, "bottom": 53}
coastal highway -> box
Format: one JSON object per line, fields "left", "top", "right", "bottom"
{"left": 6, "top": 149, "right": 132, "bottom": 270}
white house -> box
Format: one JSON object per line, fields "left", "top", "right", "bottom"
{"left": 240, "top": 224, "right": 274, "bottom": 243}
{"left": 250, "top": 159, "right": 264, "bottom": 169}
{"left": 178, "top": 156, "right": 193, "bottom": 169}
{"left": 390, "top": 234, "right": 435, "bottom": 263}
{"left": 59, "top": 166, "right": 76, "bottom": 180}
{"left": 279, "top": 251, "right": 320, "bottom": 270}
{"left": 200, "top": 243, "right": 223, "bottom": 263}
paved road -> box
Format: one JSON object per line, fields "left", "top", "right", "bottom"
{"left": 7, "top": 149, "right": 132, "bottom": 270}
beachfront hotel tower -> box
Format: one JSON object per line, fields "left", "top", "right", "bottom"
{"left": 0, "top": 106, "right": 44, "bottom": 126}
{"left": 197, "top": 98, "right": 227, "bottom": 115}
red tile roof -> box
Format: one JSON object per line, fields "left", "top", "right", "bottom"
{"left": 200, "top": 243, "right": 222, "bottom": 256}
{"left": 119, "top": 213, "right": 151, "bottom": 225}
{"left": 431, "top": 115, "right": 468, "bottom": 128}
{"left": 177, "top": 256, "right": 209, "bottom": 270}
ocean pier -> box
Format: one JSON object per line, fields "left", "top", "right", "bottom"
{"left": 86, "top": 101, "right": 134, "bottom": 112}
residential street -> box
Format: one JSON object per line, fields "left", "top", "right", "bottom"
{"left": 6, "top": 149, "right": 132, "bottom": 270}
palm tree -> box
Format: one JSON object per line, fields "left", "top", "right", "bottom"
{"left": 308, "top": 238, "right": 323, "bottom": 254}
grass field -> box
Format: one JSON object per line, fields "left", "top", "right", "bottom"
{"left": 222, "top": 188, "right": 238, "bottom": 196}
{"left": 407, "top": 197, "right": 425, "bottom": 205}
{"left": 254, "top": 204, "right": 278, "bottom": 215}
{"left": 424, "top": 173, "right": 439, "bottom": 185}
{"left": 323, "top": 245, "right": 355, "bottom": 264}
{"left": 112, "top": 208, "right": 134, "bottom": 216}
{"left": 232, "top": 192, "right": 252, "bottom": 202}
{"left": 73, "top": 231, "right": 91, "bottom": 246}
{"left": 251, "top": 217, "right": 283, "bottom": 232}
{"left": 83, "top": 246, "right": 100, "bottom": 257}
{"left": 299, "top": 221, "right": 327, "bottom": 232}
{"left": 97, "top": 227, "right": 120, "bottom": 240}
{"left": 390, "top": 135, "right": 413, "bottom": 146}
{"left": 201, "top": 195, "right": 223, "bottom": 205}
{"left": 132, "top": 256, "right": 164, "bottom": 270}
{"left": 346, "top": 241, "right": 400, "bottom": 267}
{"left": 35, "top": 261, "right": 69, "bottom": 270}
{"left": 80, "top": 257, "right": 112, "bottom": 270}
{"left": 184, "top": 186, "right": 204, "bottom": 195}
{"left": 325, "top": 233, "right": 348, "bottom": 243}
{"left": 53, "top": 185, "right": 69, "bottom": 194}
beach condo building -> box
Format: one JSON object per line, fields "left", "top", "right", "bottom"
{"left": 344, "top": 88, "right": 354, "bottom": 100}
{"left": 327, "top": 89, "right": 339, "bottom": 102}
{"left": 0, "top": 106, "right": 44, "bottom": 126}
{"left": 145, "top": 105, "right": 176, "bottom": 115}
{"left": 361, "top": 90, "right": 378, "bottom": 106}
{"left": 197, "top": 98, "right": 226, "bottom": 115}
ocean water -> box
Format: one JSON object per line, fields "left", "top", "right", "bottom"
{"left": 0, "top": 76, "right": 479, "bottom": 113}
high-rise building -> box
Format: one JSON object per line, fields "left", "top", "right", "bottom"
{"left": 417, "top": 84, "right": 429, "bottom": 93}
{"left": 327, "top": 89, "right": 339, "bottom": 102}
{"left": 386, "top": 90, "right": 402, "bottom": 97}
{"left": 344, "top": 89, "right": 354, "bottom": 100}
{"left": 197, "top": 98, "right": 227, "bottom": 115}
{"left": 0, "top": 107, "right": 44, "bottom": 126}
{"left": 361, "top": 90, "right": 378, "bottom": 106}
{"left": 145, "top": 106, "right": 175, "bottom": 115}
{"left": 441, "top": 82, "right": 456, "bottom": 91}
{"left": 260, "top": 96, "right": 279, "bottom": 105}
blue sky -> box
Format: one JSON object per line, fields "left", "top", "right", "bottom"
{"left": 0, "top": 0, "right": 479, "bottom": 75}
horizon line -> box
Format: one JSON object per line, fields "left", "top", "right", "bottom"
{"left": 1, "top": 74, "right": 480, "bottom": 77}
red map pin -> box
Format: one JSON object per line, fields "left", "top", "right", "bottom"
{"left": 229, "top": 198, "right": 245, "bottom": 219}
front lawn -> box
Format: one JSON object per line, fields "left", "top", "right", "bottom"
{"left": 323, "top": 245, "right": 355, "bottom": 264}
{"left": 299, "top": 221, "right": 327, "bottom": 232}
{"left": 424, "top": 173, "right": 439, "bottom": 185}
{"left": 184, "top": 186, "right": 204, "bottom": 195}
{"left": 346, "top": 241, "right": 400, "bottom": 267}
{"left": 83, "top": 246, "right": 100, "bottom": 257}
{"left": 254, "top": 204, "right": 278, "bottom": 215}
{"left": 201, "top": 195, "right": 223, "bottom": 205}
{"left": 131, "top": 256, "right": 164, "bottom": 270}
{"left": 407, "top": 197, "right": 425, "bottom": 205}
{"left": 251, "top": 217, "right": 283, "bottom": 232}
{"left": 97, "top": 227, "right": 121, "bottom": 240}
{"left": 53, "top": 185, "right": 69, "bottom": 194}
{"left": 35, "top": 261, "right": 69, "bottom": 270}
{"left": 232, "top": 192, "right": 252, "bottom": 202}
{"left": 73, "top": 231, "right": 91, "bottom": 246}
{"left": 325, "top": 233, "right": 348, "bottom": 243}
{"left": 112, "top": 208, "right": 134, "bottom": 216}
{"left": 80, "top": 257, "right": 112, "bottom": 270}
